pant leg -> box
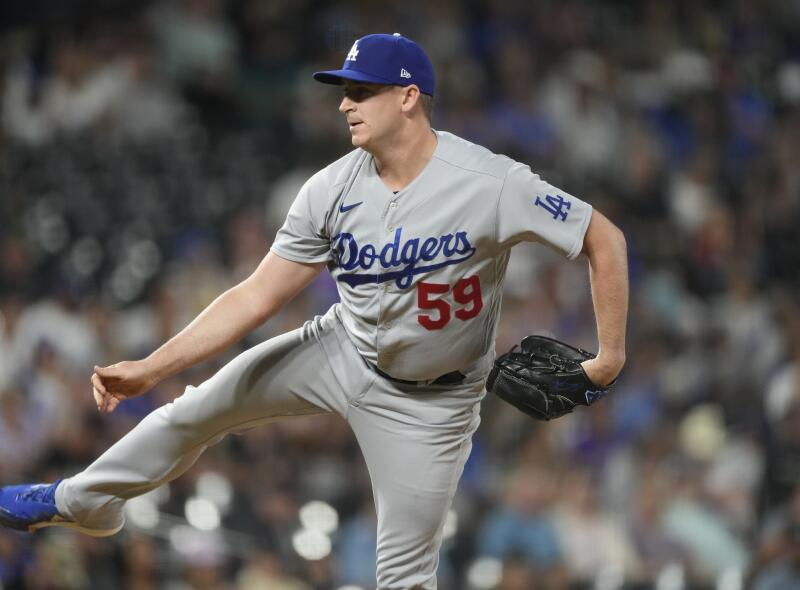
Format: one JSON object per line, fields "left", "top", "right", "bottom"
{"left": 347, "top": 377, "right": 484, "bottom": 590}
{"left": 57, "top": 307, "right": 371, "bottom": 529}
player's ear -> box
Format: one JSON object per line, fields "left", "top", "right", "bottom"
{"left": 400, "top": 85, "right": 421, "bottom": 115}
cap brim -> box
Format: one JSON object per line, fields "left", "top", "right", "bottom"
{"left": 313, "top": 69, "right": 396, "bottom": 86}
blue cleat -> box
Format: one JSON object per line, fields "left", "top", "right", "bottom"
{"left": 0, "top": 481, "right": 122, "bottom": 537}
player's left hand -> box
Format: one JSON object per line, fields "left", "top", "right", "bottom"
{"left": 486, "top": 335, "right": 620, "bottom": 421}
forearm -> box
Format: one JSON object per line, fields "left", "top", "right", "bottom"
{"left": 588, "top": 243, "right": 628, "bottom": 361}
{"left": 142, "top": 252, "right": 324, "bottom": 383}
{"left": 90, "top": 253, "right": 324, "bottom": 413}
{"left": 142, "top": 282, "right": 272, "bottom": 382}
{"left": 583, "top": 211, "right": 628, "bottom": 366}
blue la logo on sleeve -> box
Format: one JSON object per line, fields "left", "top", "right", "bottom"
{"left": 534, "top": 194, "right": 571, "bottom": 221}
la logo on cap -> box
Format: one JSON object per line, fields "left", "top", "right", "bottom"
{"left": 346, "top": 40, "right": 359, "bottom": 62}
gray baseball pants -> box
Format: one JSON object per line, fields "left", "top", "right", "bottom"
{"left": 55, "top": 304, "right": 484, "bottom": 590}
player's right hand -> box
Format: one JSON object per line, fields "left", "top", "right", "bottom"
{"left": 91, "top": 362, "right": 158, "bottom": 414}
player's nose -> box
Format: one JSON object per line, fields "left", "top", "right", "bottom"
{"left": 339, "top": 95, "right": 355, "bottom": 114}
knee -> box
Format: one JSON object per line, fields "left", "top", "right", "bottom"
{"left": 160, "top": 386, "right": 220, "bottom": 430}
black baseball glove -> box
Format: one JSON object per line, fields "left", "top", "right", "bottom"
{"left": 486, "top": 335, "right": 613, "bottom": 421}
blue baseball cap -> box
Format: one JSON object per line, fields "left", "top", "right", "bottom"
{"left": 314, "top": 33, "right": 435, "bottom": 96}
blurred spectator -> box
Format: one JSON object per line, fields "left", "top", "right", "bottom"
{"left": 120, "top": 533, "right": 163, "bottom": 590}
{"left": 23, "top": 533, "right": 89, "bottom": 589}
{"left": 667, "top": 148, "right": 719, "bottom": 240}
{"left": 628, "top": 476, "right": 689, "bottom": 583}
{"left": 0, "top": 387, "right": 49, "bottom": 478}
{"left": 486, "top": 38, "right": 557, "bottom": 162}
{"left": 752, "top": 536, "right": 800, "bottom": 590}
{"left": 0, "top": 529, "right": 29, "bottom": 587}
{"left": 151, "top": 0, "right": 239, "bottom": 85}
{"left": 660, "top": 462, "right": 750, "bottom": 584}
{"left": 0, "top": 293, "right": 25, "bottom": 389}
{"left": 174, "top": 530, "right": 232, "bottom": 590}
{"left": 106, "top": 38, "right": 193, "bottom": 143}
{"left": 335, "top": 501, "right": 378, "bottom": 588}
{"left": 13, "top": 295, "right": 99, "bottom": 375}
{"left": 236, "top": 549, "right": 311, "bottom": 590}
{"left": 752, "top": 485, "right": 800, "bottom": 588}
{"left": 552, "top": 468, "right": 642, "bottom": 585}
{"left": 3, "top": 37, "right": 131, "bottom": 144}
{"left": 541, "top": 50, "right": 621, "bottom": 180}
{"left": 765, "top": 317, "right": 800, "bottom": 426}
{"left": 150, "top": 0, "right": 241, "bottom": 130}
{"left": 477, "top": 465, "right": 561, "bottom": 569}
{"left": 497, "top": 555, "right": 536, "bottom": 590}
{"left": 711, "top": 267, "right": 782, "bottom": 398}
{"left": 763, "top": 314, "right": 800, "bottom": 512}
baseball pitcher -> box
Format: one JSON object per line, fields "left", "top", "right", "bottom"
{"left": 0, "top": 33, "right": 628, "bottom": 590}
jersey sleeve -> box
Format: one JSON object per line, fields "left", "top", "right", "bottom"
{"left": 496, "top": 162, "right": 592, "bottom": 259}
{"left": 270, "top": 171, "right": 332, "bottom": 263}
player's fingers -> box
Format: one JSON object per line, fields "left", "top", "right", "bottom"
{"left": 95, "top": 387, "right": 113, "bottom": 414}
{"left": 106, "top": 396, "right": 122, "bottom": 413}
{"left": 92, "top": 387, "right": 105, "bottom": 412}
{"left": 91, "top": 372, "right": 108, "bottom": 396}
{"left": 94, "top": 364, "right": 123, "bottom": 383}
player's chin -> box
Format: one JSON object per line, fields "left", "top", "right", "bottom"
{"left": 348, "top": 127, "right": 369, "bottom": 147}
{"left": 350, "top": 134, "right": 369, "bottom": 148}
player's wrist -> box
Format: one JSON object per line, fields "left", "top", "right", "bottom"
{"left": 587, "top": 351, "right": 625, "bottom": 385}
{"left": 138, "top": 355, "right": 169, "bottom": 387}
{"left": 597, "top": 346, "right": 625, "bottom": 366}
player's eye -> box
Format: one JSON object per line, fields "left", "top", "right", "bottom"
{"left": 343, "top": 86, "right": 373, "bottom": 102}
{"left": 344, "top": 84, "right": 396, "bottom": 103}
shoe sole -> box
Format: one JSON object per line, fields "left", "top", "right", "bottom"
{"left": 28, "top": 518, "right": 124, "bottom": 537}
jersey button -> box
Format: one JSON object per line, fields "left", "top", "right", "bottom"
{"left": 389, "top": 202, "right": 397, "bottom": 208}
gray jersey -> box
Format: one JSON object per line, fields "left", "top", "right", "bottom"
{"left": 271, "top": 131, "right": 592, "bottom": 380}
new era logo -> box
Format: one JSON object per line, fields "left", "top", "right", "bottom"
{"left": 400, "top": 68, "right": 411, "bottom": 79}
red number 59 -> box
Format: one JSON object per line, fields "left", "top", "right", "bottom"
{"left": 417, "top": 276, "right": 484, "bottom": 330}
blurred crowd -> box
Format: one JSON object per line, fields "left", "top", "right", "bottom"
{"left": 1, "top": 1, "right": 800, "bottom": 589}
